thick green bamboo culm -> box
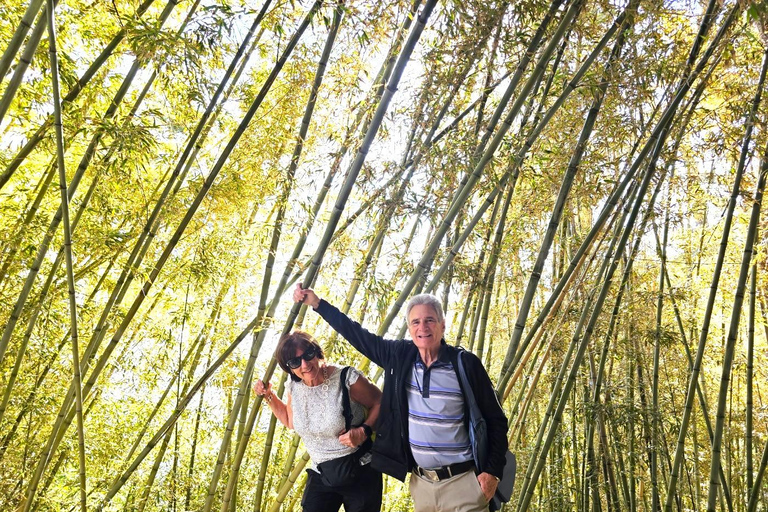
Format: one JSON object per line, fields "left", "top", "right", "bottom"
{"left": 211, "top": 6, "right": 344, "bottom": 510}
{"left": 0, "top": 0, "right": 44, "bottom": 80}
{"left": 45, "top": 1, "right": 86, "bottom": 510}
{"left": 705, "top": 162, "right": 767, "bottom": 511}
{"left": 663, "top": 7, "right": 756, "bottom": 509}
{"left": 295, "top": 0, "right": 438, "bottom": 326}
{"left": 746, "top": 262, "right": 755, "bottom": 496}
{"left": 748, "top": 438, "right": 768, "bottom": 512}
{"left": 0, "top": 0, "right": 160, "bottom": 189}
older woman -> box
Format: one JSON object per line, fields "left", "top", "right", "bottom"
{"left": 254, "top": 331, "right": 383, "bottom": 512}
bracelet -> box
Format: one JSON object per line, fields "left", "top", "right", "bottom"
{"left": 360, "top": 423, "right": 373, "bottom": 438}
{"left": 263, "top": 393, "right": 273, "bottom": 404}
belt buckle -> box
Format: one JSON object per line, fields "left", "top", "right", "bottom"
{"left": 421, "top": 468, "right": 440, "bottom": 482}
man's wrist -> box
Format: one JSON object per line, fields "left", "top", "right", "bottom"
{"left": 360, "top": 423, "right": 373, "bottom": 438}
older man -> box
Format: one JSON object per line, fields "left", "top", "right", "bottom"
{"left": 294, "top": 284, "right": 508, "bottom": 512}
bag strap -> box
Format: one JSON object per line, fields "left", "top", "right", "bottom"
{"left": 456, "top": 350, "right": 476, "bottom": 410}
{"left": 339, "top": 366, "right": 352, "bottom": 431}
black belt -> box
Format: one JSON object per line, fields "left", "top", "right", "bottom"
{"left": 414, "top": 460, "right": 475, "bottom": 482}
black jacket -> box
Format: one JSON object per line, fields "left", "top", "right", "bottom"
{"left": 316, "top": 300, "right": 509, "bottom": 482}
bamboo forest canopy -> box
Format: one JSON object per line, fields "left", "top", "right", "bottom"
{"left": 1, "top": 0, "right": 768, "bottom": 510}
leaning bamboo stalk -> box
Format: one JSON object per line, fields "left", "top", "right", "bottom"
{"left": 0, "top": 69, "right": 152, "bottom": 427}
{"left": 747, "top": 438, "right": 768, "bottom": 512}
{"left": 46, "top": 1, "right": 86, "bottom": 509}
{"left": 94, "top": 3, "right": 323, "bottom": 507}
{"left": 580, "top": 172, "right": 666, "bottom": 510}
{"left": 214, "top": 6, "right": 343, "bottom": 510}
{"left": 276, "top": 432, "right": 302, "bottom": 494}
{"left": 382, "top": 0, "right": 583, "bottom": 334}
{"left": 499, "top": 3, "right": 739, "bottom": 394}
{"left": 745, "top": 261, "right": 755, "bottom": 495}
{"left": 184, "top": 341, "right": 214, "bottom": 511}
{"left": 452, "top": 0, "right": 563, "bottom": 203}
{"left": 510, "top": 331, "right": 553, "bottom": 445}
{"left": 474, "top": 175, "right": 516, "bottom": 361}
{"left": 425, "top": 4, "right": 624, "bottom": 303}
{"left": 222, "top": 0, "right": 421, "bottom": 339}
{"left": 0, "top": 160, "right": 59, "bottom": 293}
{"left": 15, "top": 15, "right": 196, "bottom": 501}
{"left": 0, "top": 0, "right": 59, "bottom": 127}
{"left": 26, "top": 267, "right": 173, "bottom": 506}
{"left": 293, "top": 0, "right": 438, "bottom": 332}
{"left": 0, "top": 0, "right": 182, "bottom": 382}
{"left": 515, "top": 287, "right": 600, "bottom": 511}
{"left": 253, "top": 373, "right": 288, "bottom": 510}
{"left": 502, "top": 215, "right": 618, "bottom": 401}
{"left": 66, "top": 0, "right": 210, "bottom": 389}
{"left": 30, "top": 0, "right": 236, "bottom": 477}
{"left": 135, "top": 429, "right": 173, "bottom": 512}
{"left": 466, "top": 195, "right": 504, "bottom": 354}
{"left": 516, "top": 194, "right": 632, "bottom": 494}
{"left": 517, "top": 137, "right": 661, "bottom": 511}
{"left": 498, "top": 0, "right": 636, "bottom": 388}
{"left": 663, "top": 7, "right": 756, "bottom": 509}
{"left": 267, "top": 451, "right": 311, "bottom": 512}
{"left": 0, "top": 0, "right": 44, "bottom": 80}
{"left": 0, "top": 0, "right": 159, "bottom": 189}
{"left": 706, "top": 165, "right": 767, "bottom": 511}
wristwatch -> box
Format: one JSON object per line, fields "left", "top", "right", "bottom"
{"left": 360, "top": 423, "right": 373, "bottom": 438}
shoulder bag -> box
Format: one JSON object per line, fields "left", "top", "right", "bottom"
{"left": 316, "top": 366, "right": 373, "bottom": 487}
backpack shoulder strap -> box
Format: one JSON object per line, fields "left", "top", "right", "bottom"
{"left": 339, "top": 366, "right": 352, "bottom": 431}
{"left": 456, "top": 350, "right": 472, "bottom": 401}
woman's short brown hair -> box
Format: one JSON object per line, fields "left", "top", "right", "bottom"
{"left": 276, "top": 331, "right": 325, "bottom": 382}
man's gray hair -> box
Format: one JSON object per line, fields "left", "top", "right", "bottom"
{"left": 406, "top": 293, "right": 445, "bottom": 324}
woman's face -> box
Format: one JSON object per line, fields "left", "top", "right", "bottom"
{"left": 290, "top": 345, "right": 322, "bottom": 384}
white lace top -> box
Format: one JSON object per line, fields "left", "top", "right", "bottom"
{"left": 288, "top": 365, "right": 367, "bottom": 469}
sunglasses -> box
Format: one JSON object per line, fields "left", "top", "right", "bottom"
{"left": 286, "top": 347, "right": 318, "bottom": 369}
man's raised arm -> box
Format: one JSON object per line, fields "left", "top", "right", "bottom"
{"left": 293, "top": 283, "right": 396, "bottom": 368}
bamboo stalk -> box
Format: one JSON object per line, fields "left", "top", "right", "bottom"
{"left": 0, "top": 0, "right": 44, "bottom": 80}
{"left": 93, "top": 3, "right": 325, "bottom": 508}
{"left": 663, "top": 7, "right": 757, "bottom": 508}
{"left": 705, "top": 164, "right": 767, "bottom": 511}
{"left": 292, "top": 0, "right": 438, "bottom": 335}
{"left": 382, "top": 0, "right": 583, "bottom": 335}
{"left": 497, "top": 0, "right": 636, "bottom": 390}
{"left": 46, "top": 1, "right": 86, "bottom": 509}
{"left": 215, "top": 6, "right": 344, "bottom": 510}
{"left": 0, "top": 0, "right": 159, "bottom": 189}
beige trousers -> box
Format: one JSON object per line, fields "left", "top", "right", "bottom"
{"left": 409, "top": 469, "right": 490, "bottom": 512}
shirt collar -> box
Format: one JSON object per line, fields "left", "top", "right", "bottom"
{"left": 414, "top": 341, "right": 451, "bottom": 368}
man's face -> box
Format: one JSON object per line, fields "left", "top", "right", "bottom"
{"left": 407, "top": 304, "right": 445, "bottom": 352}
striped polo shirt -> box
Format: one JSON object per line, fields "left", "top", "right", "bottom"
{"left": 407, "top": 347, "right": 473, "bottom": 468}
